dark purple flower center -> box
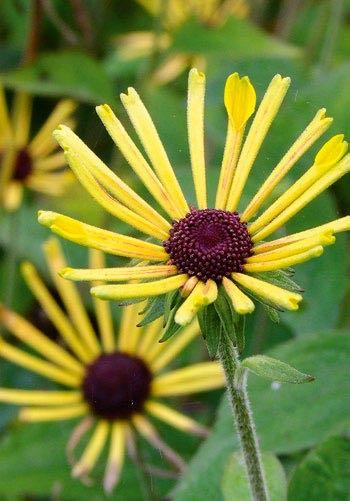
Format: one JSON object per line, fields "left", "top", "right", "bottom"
{"left": 12, "top": 149, "right": 33, "bottom": 181}
{"left": 82, "top": 352, "right": 152, "bottom": 420}
{"left": 164, "top": 208, "right": 253, "bottom": 282}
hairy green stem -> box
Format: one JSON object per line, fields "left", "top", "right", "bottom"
{"left": 218, "top": 331, "right": 269, "bottom": 501}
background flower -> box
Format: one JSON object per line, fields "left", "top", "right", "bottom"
{"left": 0, "top": 88, "right": 76, "bottom": 211}
{"left": 0, "top": 237, "right": 224, "bottom": 493}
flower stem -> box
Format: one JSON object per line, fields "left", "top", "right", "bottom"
{"left": 218, "top": 331, "right": 269, "bottom": 501}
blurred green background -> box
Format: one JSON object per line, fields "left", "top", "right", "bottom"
{"left": 0, "top": 0, "right": 349, "bottom": 499}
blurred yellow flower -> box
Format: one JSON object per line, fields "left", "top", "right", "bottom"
{"left": 113, "top": 0, "right": 249, "bottom": 85}
{"left": 38, "top": 69, "right": 350, "bottom": 325}
{"left": 0, "top": 237, "right": 224, "bottom": 492}
{"left": 0, "top": 87, "right": 76, "bottom": 211}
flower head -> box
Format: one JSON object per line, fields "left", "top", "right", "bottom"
{"left": 0, "top": 238, "right": 224, "bottom": 492}
{"left": 38, "top": 69, "right": 350, "bottom": 333}
{"left": 0, "top": 87, "right": 76, "bottom": 211}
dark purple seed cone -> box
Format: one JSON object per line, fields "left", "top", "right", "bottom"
{"left": 164, "top": 208, "right": 253, "bottom": 282}
{"left": 82, "top": 352, "right": 152, "bottom": 420}
{"left": 12, "top": 149, "right": 33, "bottom": 181}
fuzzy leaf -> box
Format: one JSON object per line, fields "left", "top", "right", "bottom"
{"left": 214, "top": 287, "right": 238, "bottom": 345}
{"left": 241, "top": 355, "right": 315, "bottom": 384}
{"left": 137, "top": 294, "right": 166, "bottom": 327}
{"left": 198, "top": 303, "right": 222, "bottom": 358}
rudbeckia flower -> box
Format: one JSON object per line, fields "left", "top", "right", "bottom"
{"left": 38, "top": 69, "right": 350, "bottom": 330}
{"left": 113, "top": 0, "right": 249, "bottom": 85}
{"left": 0, "top": 87, "right": 76, "bottom": 211}
{"left": 0, "top": 238, "right": 224, "bottom": 492}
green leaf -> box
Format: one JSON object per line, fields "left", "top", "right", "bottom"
{"left": 263, "top": 304, "right": 280, "bottom": 324}
{"left": 198, "top": 303, "right": 222, "bottom": 358}
{"left": 235, "top": 314, "right": 246, "bottom": 353}
{"left": 0, "top": 51, "right": 115, "bottom": 103}
{"left": 214, "top": 287, "right": 238, "bottom": 345}
{"left": 137, "top": 294, "right": 166, "bottom": 327}
{"left": 221, "top": 452, "right": 287, "bottom": 501}
{"left": 288, "top": 436, "right": 350, "bottom": 501}
{"left": 254, "top": 271, "right": 303, "bottom": 294}
{"left": 159, "top": 293, "right": 184, "bottom": 343}
{"left": 174, "top": 330, "right": 350, "bottom": 500}
{"left": 241, "top": 355, "right": 315, "bottom": 384}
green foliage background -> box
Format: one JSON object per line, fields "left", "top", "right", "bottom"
{"left": 0, "top": 0, "right": 349, "bottom": 499}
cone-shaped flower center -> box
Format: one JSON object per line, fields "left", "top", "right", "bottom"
{"left": 82, "top": 352, "right": 152, "bottom": 420}
{"left": 12, "top": 149, "right": 33, "bottom": 181}
{"left": 164, "top": 208, "right": 253, "bottom": 282}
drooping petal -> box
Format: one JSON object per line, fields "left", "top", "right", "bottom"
{"left": 104, "top": 422, "right": 126, "bottom": 494}
{"left": 175, "top": 279, "right": 218, "bottom": 325}
{"left": 222, "top": 277, "right": 255, "bottom": 314}
{"left": 232, "top": 272, "right": 302, "bottom": 310}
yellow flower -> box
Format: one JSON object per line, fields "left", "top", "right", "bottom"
{"left": 0, "top": 237, "right": 224, "bottom": 493}
{"left": 38, "top": 69, "right": 350, "bottom": 327}
{"left": 113, "top": 0, "right": 249, "bottom": 85}
{"left": 0, "top": 87, "right": 76, "bottom": 211}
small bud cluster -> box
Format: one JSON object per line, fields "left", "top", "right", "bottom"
{"left": 164, "top": 208, "right": 253, "bottom": 282}
{"left": 82, "top": 352, "right": 152, "bottom": 420}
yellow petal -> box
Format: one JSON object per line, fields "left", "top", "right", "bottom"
{"left": 0, "top": 84, "right": 12, "bottom": 145}
{"left": 73, "top": 421, "right": 109, "bottom": 478}
{"left": 104, "top": 422, "right": 126, "bottom": 494}
{"left": 2, "top": 181, "right": 23, "bottom": 212}
{"left": 96, "top": 103, "right": 180, "bottom": 219}
{"left": 92, "top": 274, "right": 188, "bottom": 300}
{"left": 232, "top": 272, "right": 302, "bottom": 310}
{"left": 252, "top": 153, "right": 350, "bottom": 241}
{"left": 187, "top": 68, "right": 207, "bottom": 208}
{"left": 28, "top": 99, "right": 77, "bottom": 157}
{"left": 226, "top": 74, "right": 291, "bottom": 211}
{"left": 54, "top": 125, "right": 171, "bottom": 234}
{"left": 252, "top": 216, "right": 350, "bottom": 254}
{"left": 150, "top": 319, "right": 199, "bottom": 372}
{"left": 0, "top": 339, "right": 81, "bottom": 387}
{"left": 120, "top": 87, "right": 189, "bottom": 216}
{"left": 60, "top": 264, "right": 178, "bottom": 282}
{"left": 0, "top": 304, "right": 83, "bottom": 376}
{"left": 222, "top": 277, "right": 255, "bottom": 314}
{"left": 20, "top": 261, "right": 90, "bottom": 363}
{"left": 38, "top": 211, "right": 167, "bottom": 261}
{"left": 0, "top": 389, "right": 81, "bottom": 406}
{"left": 242, "top": 108, "right": 333, "bottom": 221}
{"left": 89, "top": 249, "right": 115, "bottom": 353}
{"left": 175, "top": 279, "right": 218, "bottom": 325}
{"left": 19, "top": 403, "right": 87, "bottom": 422}
{"left": 63, "top": 147, "right": 168, "bottom": 240}
{"left": 33, "top": 152, "right": 67, "bottom": 171}
{"left": 224, "top": 73, "right": 256, "bottom": 131}
{"left": 145, "top": 401, "right": 208, "bottom": 436}
{"left": 249, "top": 135, "right": 349, "bottom": 235}
{"left": 314, "top": 133, "right": 348, "bottom": 167}
{"left": 244, "top": 245, "right": 324, "bottom": 272}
